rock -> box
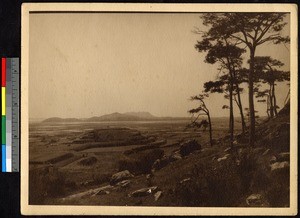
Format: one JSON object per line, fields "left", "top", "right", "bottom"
{"left": 152, "top": 156, "right": 170, "bottom": 171}
{"left": 224, "top": 147, "right": 231, "bottom": 152}
{"left": 253, "top": 147, "right": 265, "bottom": 155}
{"left": 110, "top": 170, "right": 134, "bottom": 185}
{"left": 217, "top": 154, "right": 230, "bottom": 162}
{"left": 179, "top": 139, "right": 201, "bottom": 156}
{"left": 262, "top": 149, "right": 270, "bottom": 156}
{"left": 65, "top": 184, "right": 114, "bottom": 198}
{"left": 170, "top": 152, "right": 182, "bottom": 161}
{"left": 116, "top": 180, "right": 131, "bottom": 188}
{"left": 80, "top": 179, "right": 94, "bottom": 186}
{"left": 95, "top": 190, "right": 110, "bottom": 195}
{"left": 269, "top": 155, "right": 277, "bottom": 164}
{"left": 129, "top": 186, "right": 158, "bottom": 197}
{"left": 277, "top": 152, "right": 290, "bottom": 162}
{"left": 154, "top": 191, "right": 162, "bottom": 201}
{"left": 180, "top": 178, "right": 191, "bottom": 184}
{"left": 246, "top": 194, "right": 263, "bottom": 206}
{"left": 146, "top": 173, "right": 153, "bottom": 179}
{"left": 270, "top": 161, "right": 290, "bottom": 171}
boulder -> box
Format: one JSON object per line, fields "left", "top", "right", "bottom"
{"left": 170, "top": 152, "right": 182, "bottom": 161}
{"left": 152, "top": 156, "right": 170, "bottom": 171}
{"left": 154, "top": 191, "right": 163, "bottom": 201}
{"left": 95, "top": 190, "right": 110, "bottom": 195}
{"left": 224, "top": 147, "right": 231, "bottom": 152}
{"left": 246, "top": 194, "right": 263, "bottom": 206}
{"left": 129, "top": 186, "right": 158, "bottom": 197}
{"left": 270, "top": 161, "right": 290, "bottom": 172}
{"left": 110, "top": 170, "right": 134, "bottom": 185}
{"left": 269, "top": 156, "right": 277, "bottom": 164}
{"left": 262, "top": 149, "right": 270, "bottom": 156}
{"left": 252, "top": 147, "right": 265, "bottom": 155}
{"left": 217, "top": 154, "right": 230, "bottom": 162}
{"left": 180, "top": 178, "right": 191, "bottom": 184}
{"left": 116, "top": 180, "right": 131, "bottom": 188}
{"left": 179, "top": 140, "right": 201, "bottom": 156}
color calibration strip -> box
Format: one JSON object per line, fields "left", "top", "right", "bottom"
{"left": 1, "top": 58, "right": 19, "bottom": 172}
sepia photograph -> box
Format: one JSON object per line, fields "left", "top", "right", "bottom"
{"left": 21, "top": 3, "right": 297, "bottom": 216}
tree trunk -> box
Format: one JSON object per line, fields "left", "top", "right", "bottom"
{"left": 235, "top": 82, "right": 246, "bottom": 134}
{"left": 269, "top": 84, "right": 274, "bottom": 118}
{"left": 248, "top": 48, "right": 256, "bottom": 147}
{"left": 266, "top": 95, "right": 270, "bottom": 118}
{"left": 272, "top": 83, "right": 278, "bottom": 116}
{"left": 207, "top": 112, "right": 213, "bottom": 147}
{"left": 229, "top": 77, "right": 234, "bottom": 148}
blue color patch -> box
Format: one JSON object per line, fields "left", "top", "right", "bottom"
{"left": 2, "top": 144, "right": 6, "bottom": 172}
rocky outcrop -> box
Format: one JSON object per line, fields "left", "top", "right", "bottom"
{"left": 110, "top": 170, "right": 134, "bottom": 185}
{"left": 129, "top": 186, "right": 158, "bottom": 197}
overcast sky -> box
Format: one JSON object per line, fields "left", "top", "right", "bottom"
{"left": 29, "top": 13, "right": 290, "bottom": 119}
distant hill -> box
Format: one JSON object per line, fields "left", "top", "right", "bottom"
{"left": 124, "top": 112, "right": 156, "bottom": 119}
{"left": 42, "top": 112, "right": 190, "bottom": 123}
{"left": 42, "top": 117, "right": 81, "bottom": 123}
{"left": 86, "top": 112, "right": 140, "bottom": 122}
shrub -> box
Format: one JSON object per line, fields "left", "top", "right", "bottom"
{"left": 237, "top": 150, "right": 258, "bottom": 192}
{"left": 29, "top": 165, "right": 66, "bottom": 204}
{"left": 174, "top": 160, "right": 243, "bottom": 207}
{"left": 78, "top": 156, "right": 97, "bottom": 166}
{"left": 266, "top": 167, "right": 290, "bottom": 207}
{"left": 118, "top": 148, "right": 164, "bottom": 174}
{"left": 93, "top": 173, "right": 111, "bottom": 185}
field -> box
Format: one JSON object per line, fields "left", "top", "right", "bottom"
{"left": 29, "top": 114, "right": 290, "bottom": 208}
{"left": 29, "top": 118, "right": 243, "bottom": 205}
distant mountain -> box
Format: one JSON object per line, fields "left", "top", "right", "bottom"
{"left": 42, "top": 117, "right": 81, "bottom": 123}
{"left": 124, "top": 112, "right": 156, "bottom": 119}
{"left": 86, "top": 112, "right": 140, "bottom": 122}
{"left": 42, "top": 112, "right": 189, "bottom": 123}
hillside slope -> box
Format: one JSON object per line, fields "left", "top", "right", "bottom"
{"left": 38, "top": 103, "right": 291, "bottom": 207}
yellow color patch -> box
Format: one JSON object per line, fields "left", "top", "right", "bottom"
{"left": 2, "top": 87, "right": 5, "bottom": 115}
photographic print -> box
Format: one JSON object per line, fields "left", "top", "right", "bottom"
{"left": 21, "top": 3, "right": 297, "bottom": 215}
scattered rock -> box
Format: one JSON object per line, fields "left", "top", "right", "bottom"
{"left": 180, "top": 178, "right": 191, "bottom": 184}
{"left": 179, "top": 139, "right": 201, "bottom": 156}
{"left": 152, "top": 156, "right": 170, "bottom": 171}
{"left": 146, "top": 173, "right": 153, "bottom": 186}
{"left": 80, "top": 179, "right": 94, "bottom": 186}
{"left": 277, "top": 152, "right": 290, "bottom": 162}
{"left": 146, "top": 173, "right": 153, "bottom": 180}
{"left": 269, "top": 156, "right": 277, "bottom": 164}
{"left": 217, "top": 154, "right": 230, "bottom": 162}
{"left": 110, "top": 170, "right": 134, "bottom": 185}
{"left": 253, "top": 147, "right": 265, "bottom": 155}
{"left": 154, "top": 191, "right": 163, "bottom": 201}
{"left": 116, "top": 180, "right": 131, "bottom": 188}
{"left": 170, "top": 152, "right": 182, "bottom": 161}
{"left": 224, "top": 147, "right": 231, "bottom": 152}
{"left": 95, "top": 190, "right": 110, "bottom": 195}
{"left": 262, "top": 149, "right": 270, "bottom": 156}
{"left": 129, "top": 186, "right": 158, "bottom": 197}
{"left": 270, "top": 161, "right": 290, "bottom": 171}
{"left": 246, "top": 194, "right": 263, "bottom": 206}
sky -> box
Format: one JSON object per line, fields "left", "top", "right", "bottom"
{"left": 29, "top": 13, "right": 290, "bottom": 119}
